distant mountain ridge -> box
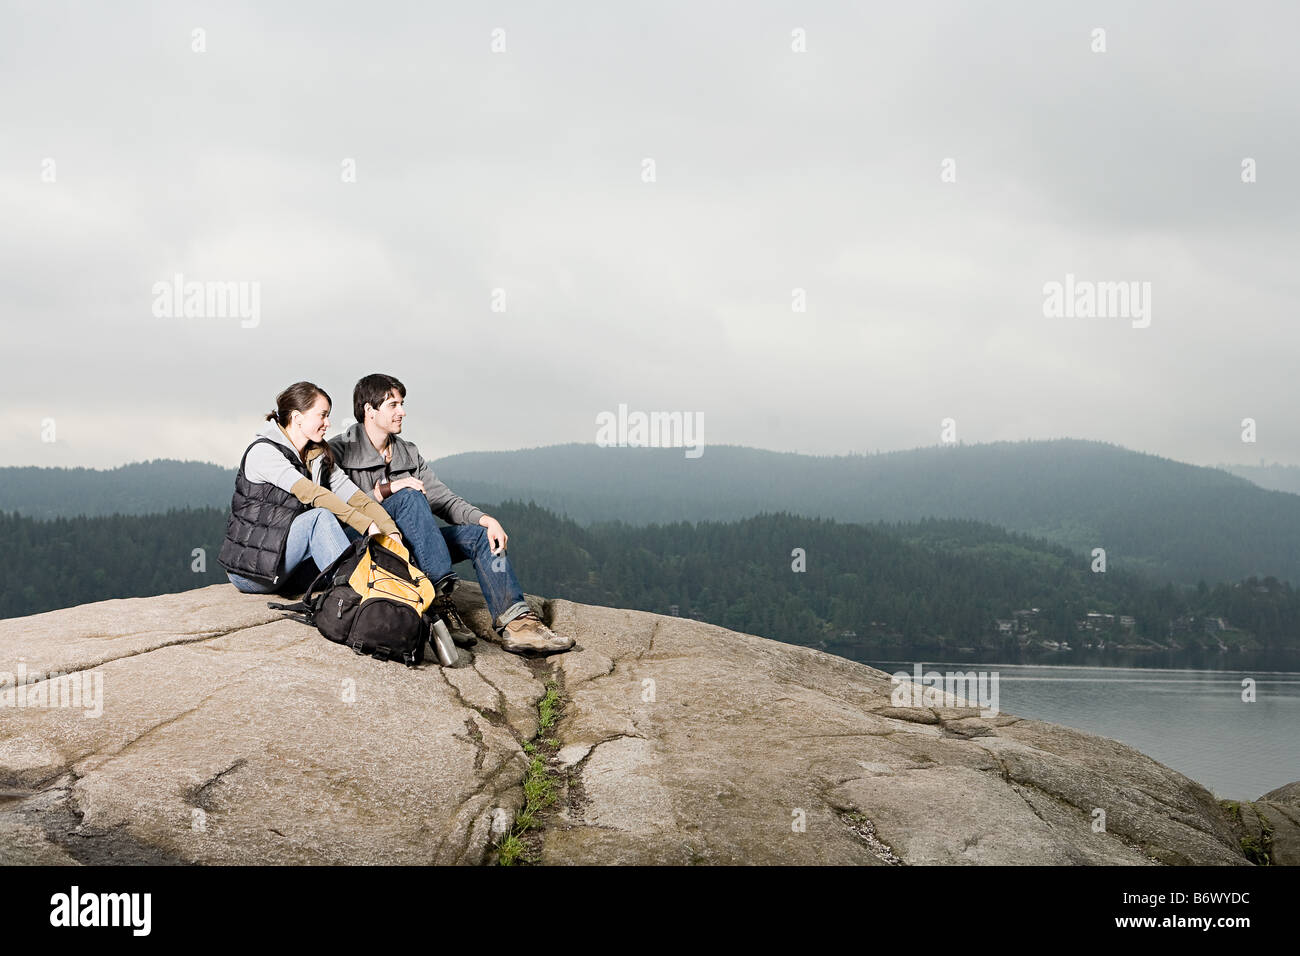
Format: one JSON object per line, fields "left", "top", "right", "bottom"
{"left": 4, "top": 439, "right": 1300, "bottom": 587}
{"left": 1216, "top": 461, "right": 1300, "bottom": 496}
{"left": 0, "top": 459, "right": 234, "bottom": 520}
{"left": 431, "top": 439, "right": 1300, "bottom": 587}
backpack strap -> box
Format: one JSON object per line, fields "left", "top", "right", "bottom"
{"left": 267, "top": 600, "right": 309, "bottom": 612}
{"left": 267, "top": 535, "right": 369, "bottom": 626}
{"left": 265, "top": 600, "right": 313, "bottom": 626}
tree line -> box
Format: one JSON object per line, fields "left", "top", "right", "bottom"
{"left": 3, "top": 504, "right": 1298, "bottom": 668}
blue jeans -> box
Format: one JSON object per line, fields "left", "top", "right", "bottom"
{"left": 227, "top": 507, "right": 351, "bottom": 595}
{"left": 354, "top": 488, "right": 529, "bottom": 631}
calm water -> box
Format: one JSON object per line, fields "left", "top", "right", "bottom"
{"left": 863, "top": 660, "right": 1300, "bottom": 802}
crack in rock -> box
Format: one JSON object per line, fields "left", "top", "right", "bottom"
{"left": 839, "top": 811, "right": 904, "bottom": 865}
{"left": 457, "top": 716, "right": 487, "bottom": 771}
{"left": 438, "top": 668, "right": 506, "bottom": 729}
{"left": 185, "top": 758, "right": 249, "bottom": 810}
{"left": 15, "top": 776, "right": 191, "bottom": 866}
{"left": 1009, "top": 781, "right": 1049, "bottom": 824}
{"left": 636, "top": 619, "right": 661, "bottom": 661}
{"left": 0, "top": 623, "right": 260, "bottom": 688}
{"left": 978, "top": 745, "right": 1167, "bottom": 863}
{"left": 469, "top": 657, "right": 509, "bottom": 716}
{"left": 73, "top": 659, "right": 270, "bottom": 777}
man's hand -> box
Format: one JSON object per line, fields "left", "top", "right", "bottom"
{"left": 479, "top": 514, "right": 508, "bottom": 555}
{"left": 391, "top": 476, "right": 425, "bottom": 495}
{"left": 374, "top": 475, "right": 425, "bottom": 502}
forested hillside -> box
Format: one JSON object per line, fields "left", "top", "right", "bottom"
{"left": 433, "top": 439, "right": 1300, "bottom": 587}
{"left": 3, "top": 503, "right": 1297, "bottom": 669}
{"left": 6, "top": 439, "right": 1298, "bottom": 588}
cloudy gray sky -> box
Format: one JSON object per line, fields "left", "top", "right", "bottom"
{"left": 2, "top": 0, "right": 1296, "bottom": 469}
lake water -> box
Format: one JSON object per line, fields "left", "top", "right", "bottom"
{"left": 863, "top": 660, "right": 1300, "bottom": 802}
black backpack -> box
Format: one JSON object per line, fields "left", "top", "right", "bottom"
{"left": 269, "top": 533, "right": 453, "bottom": 668}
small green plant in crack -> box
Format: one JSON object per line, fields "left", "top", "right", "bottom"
{"left": 1241, "top": 818, "right": 1274, "bottom": 866}
{"left": 538, "top": 681, "right": 561, "bottom": 730}
{"left": 1220, "top": 799, "right": 1242, "bottom": 824}
{"left": 496, "top": 754, "right": 559, "bottom": 865}
{"left": 496, "top": 832, "right": 526, "bottom": 866}
{"left": 495, "top": 676, "right": 566, "bottom": 865}
{"left": 518, "top": 756, "right": 557, "bottom": 824}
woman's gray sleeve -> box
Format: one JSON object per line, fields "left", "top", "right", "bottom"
{"left": 244, "top": 443, "right": 303, "bottom": 494}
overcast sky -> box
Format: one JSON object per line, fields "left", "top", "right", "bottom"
{"left": 2, "top": 0, "right": 1297, "bottom": 470}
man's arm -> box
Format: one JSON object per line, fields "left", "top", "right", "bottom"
{"left": 414, "top": 453, "right": 484, "bottom": 526}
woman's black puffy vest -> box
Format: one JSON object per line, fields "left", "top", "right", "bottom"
{"left": 218, "top": 438, "right": 313, "bottom": 587}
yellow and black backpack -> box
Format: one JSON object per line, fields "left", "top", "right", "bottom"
{"left": 269, "top": 534, "right": 455, "bottom": 667}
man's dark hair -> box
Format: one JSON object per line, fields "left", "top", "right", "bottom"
{"left": 353, "top": 373, "right": 407, "bottom": 423}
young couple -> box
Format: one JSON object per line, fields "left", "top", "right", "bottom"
{"left": 217, "top": 374, "right": 573, "bottom": 655}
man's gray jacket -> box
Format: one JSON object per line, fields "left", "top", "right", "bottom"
{"left": 328, "top": 422, "right": 485, "bottom": 527}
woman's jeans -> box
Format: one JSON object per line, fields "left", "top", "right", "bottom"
{"left": 226, "top": 508, "right": 351, "bottom": 595}
{"left": 348, "top": 488, "right": 530, "bottom": 631}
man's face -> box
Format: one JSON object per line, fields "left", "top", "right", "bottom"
{"left": 370, "top": 389, "right": 406, "bottom": 435}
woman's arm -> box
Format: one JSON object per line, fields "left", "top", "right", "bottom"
{"left": 246, "top": 441, "right": 396, "bottom": 535}
{"left": 325, "top": 458, "right": 401, "bottom": 536}
{"left": 288, "top": 478, "right": 398, "bottom": 536}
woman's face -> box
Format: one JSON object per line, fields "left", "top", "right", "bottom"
{"left": 292, "top": 395, "right": 331, "bottom": 442}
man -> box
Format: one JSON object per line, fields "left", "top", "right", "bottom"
{"left": 329, "top": 373, "right": 574, "bottom": 656}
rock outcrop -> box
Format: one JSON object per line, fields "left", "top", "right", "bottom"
{"left": 0, "top": 583, "right": 1293, "bottom": 865}
{"left": 1220, "top": 783, "right": 1300, "bottom": 866}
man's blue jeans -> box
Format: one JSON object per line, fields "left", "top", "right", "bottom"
{"left": 226, "top": 507, "right": 351, "bottom": 594}
{"left": 350, "top": 488, "right": 530, "bottom": 631}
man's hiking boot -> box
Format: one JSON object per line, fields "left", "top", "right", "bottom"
{"left": 432, "top": 595, "right": 476, "bottom": 646}
{"left": 428, "top": 617, "right": 458, "bottom": 667}
{"left": 499, "top": 611, "right": 574, "bottom": 655}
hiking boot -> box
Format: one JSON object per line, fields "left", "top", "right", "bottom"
{"left": 432, "top": 595, "right": 476, "bottom": 646}
{"left": 499, "top": 611, "right": 574, "bottom": 655}
{"left": 428, "top": 616, "right": 457, "bottom": 667}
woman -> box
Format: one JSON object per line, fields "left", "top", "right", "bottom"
{"left": 218, "top": 381, "right": 401, "bottom": 594}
